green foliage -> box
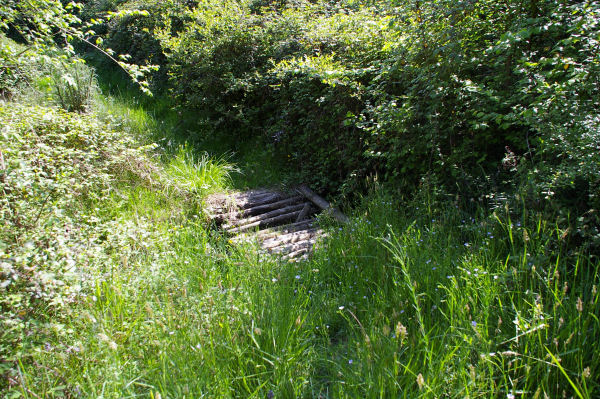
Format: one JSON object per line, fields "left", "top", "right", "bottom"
{"left": 144, "top": 0, "right": 599, "bottom": 246}
{"left": 155, "top": 1, "right": 394, "bottom": 191}
{"left": 0, "top": 102, "right": 156, "bottom": 387}
{"left": 166, "top": 144, "right": 238, "bottom": 196}
{"left": 0, "top": 35, "right": 99, "bottom": 112}
{"left": 6, "top": 177, "right": 599, "bottom": 397}
{"left": 2, "top": 0, "right": 599, "bottom": 396}
{"left": 149, "top": 0, "right": 598, "bottom": 181}
{"left": 1, "top": 0, "right": 158, "bottom": 95}
{"left": 0, "top": 35, "right": 32, "bottom": 99}
{"left": 86, "top": 0, "right": 171, "bottom": 88}
{"left": 0, "top": 0, "right": 82, "bottom": 45}
{"left": 0, "top": 94, "right": 239, "bottom": 394}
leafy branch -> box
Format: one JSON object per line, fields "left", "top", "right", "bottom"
{"left": 1, "top": 1, "right": 158, "bottom": 95}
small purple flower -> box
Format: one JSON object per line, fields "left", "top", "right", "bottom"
{"left": 348, "top": 359, "right": 353, "bottom": 365}
{"left": 471, "top": 321, "right": 477, "bottom": 328}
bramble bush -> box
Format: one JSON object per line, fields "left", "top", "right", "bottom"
{"left": 0, "top": 102, "right": 161, "bottom": 390}
{"left": 136, "top": 0, "right": 599, "bottom": 247}
{"left": 148, "top": 1, "right": 598, "bottom": 183}
{"left": 153, "top": 1, "right": 395, "bottom": 190}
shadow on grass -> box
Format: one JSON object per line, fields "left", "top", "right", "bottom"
{"left": 91, "top": 58, "right": 290, "bottom": 190}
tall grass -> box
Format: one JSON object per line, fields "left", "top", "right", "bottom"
{"left": 12, "top": 183, "right": 599, "bottom": 397}
{"left": 166, "top": 145, "right": 238, "bottom": 197}
{"left": 91, "top": 66, "right": 287, "bottom": 190}
{"left": 5, "top": 40, "right": 598, "bottom": 397}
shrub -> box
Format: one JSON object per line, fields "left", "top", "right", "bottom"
{"left": 115, "top": 0, "right": 599, "bottom": 249}
{"left": 0, "top": 34, "right": 44, "bottom": 100}
{"left": 151, "top": 0, "right": 598, "bottom": 203}
{"left": 156, "top": 1, "right": 394, "bottom": 192}
{"left": 97, "top": 0, "right": 170, "bottom": 88}
{"left": 0, "top": 102, "right": 158, "bottom": 388}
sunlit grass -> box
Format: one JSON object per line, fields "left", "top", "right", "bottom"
{"left": 5, "top": 53, "right": 598, "bottom": 399}
{"left": 166, "top": 145, "right": 238, "bottom": 197}
{"left": 16, "top": 183, "right": 598, "bottom": 397}
{"left": 95, "top": 94, "right": 159, "bottom": 140}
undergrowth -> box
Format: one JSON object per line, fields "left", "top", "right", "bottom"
{"left": 1, "top": 35, "right": 598, "bottom": 399}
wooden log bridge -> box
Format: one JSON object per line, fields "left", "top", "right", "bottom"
{"left": 206, "top": 185, "right": 347, "bottom": 261}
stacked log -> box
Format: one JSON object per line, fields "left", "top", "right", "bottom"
{"left": 206, "top": 185, "right": 346, "bottom": 260}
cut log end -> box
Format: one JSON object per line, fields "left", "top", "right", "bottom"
{"left": 296, "top": 184, "right": 349, "bottom": 224}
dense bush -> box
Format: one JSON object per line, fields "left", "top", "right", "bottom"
{"left": 147, "top": 0, "right": 598, "bottom": 195}
{"left": 0, "top": 35, "right": 37, "bottom": 99}
{"left": 0, "top": 102, "right": 160, "bottom": 389}
{"left": 154, "top": 1, "right": 395, "bottom": 189}
{"left": 121, "top": 0, "right": 598, "bottom": 249}
{"left": 93, "top": 0, "right": 170, "bottom": 87}
{"left": 74, "top": 0, "right": 598, "bottom": 251}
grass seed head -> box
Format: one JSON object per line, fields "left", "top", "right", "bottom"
{"left": 582, "top": 367, "right": 591, "bottom": 379}
{"left": 383, "top": 325, "right": 391, "bottom": 336}
{"left": 416, "top": 373, "right": 424, "bottom": 390}
{"left": 396, "top": 322, "right": 407, "bottom": 341}
{"left": 576, "top": 297, "right": 583, "bottom": 313}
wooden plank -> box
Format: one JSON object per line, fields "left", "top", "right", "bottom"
{"left": 296, "top": 185, "right": 348, "bottom": 224}
{"left": 254, "top": 220, "right": 316, "bottom": 240}
{"left": 224, "top": 192, "right": 284, "bottom": 211}
{"left": 261, "top": 228, "right": 322, "bottom": 249}
{"left": 207, "top": 190, "right": 285, "bottom": 214}
{"left": 222, "top": 203, "right": 307, "bottom": 230}
{"left": 209, "top": 186, "right": 336, "bottom": 260}
{"left": 270, "top": 238, "right": 317, "bottom": 254}
{"left": 282, "top": 248, "right": 310, "bottom": 261}
{"left": 230, "top": 188, "right": 273, "bottom": 200}
{"left": 295, "top": 203, "right": 312, "bottom": 222}
{"left": 216, "top": 196, "right": 304, "bottom": 222}
{"left": 226, "top": 210, "right": 303, "bottom": 234}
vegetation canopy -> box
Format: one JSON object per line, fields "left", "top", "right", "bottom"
{"left": 1, "top": 0, "right": 599, "bottom": 397}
